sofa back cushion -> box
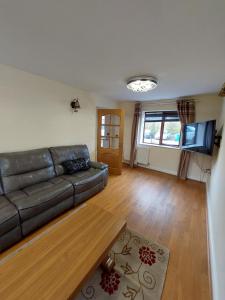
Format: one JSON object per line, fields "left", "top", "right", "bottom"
{"left": 0, "top": 148, "right": 55, "bottom": 193}
{"left": 50, "top": 145, "right": 90, "bottom": 176}
{"left": 62, "top": 158, "right": 90, "bottom": 174}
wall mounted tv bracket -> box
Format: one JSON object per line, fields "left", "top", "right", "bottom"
{"left": 214, "top": 130, "right": 222, "bottom": 147}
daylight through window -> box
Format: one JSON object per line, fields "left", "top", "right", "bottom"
{"left": 142, "top": 111, "right": 181, "bottom": 147}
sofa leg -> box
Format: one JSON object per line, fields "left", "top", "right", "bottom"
{"left": 101, "top": 256, "right": 115, "bottom": 272}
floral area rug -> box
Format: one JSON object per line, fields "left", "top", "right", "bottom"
{"left": 75, "top": 228, "right": 169, "bottom": 300}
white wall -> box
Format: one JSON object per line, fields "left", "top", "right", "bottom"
{"left": 0, "top": 64, "right": 117, "bottom": 158}
{"left": 90, "top": 92, "right": 118, "bottom": 109}
{"left": 120, "top": 94, "right": 222, "bottom": 181}
{"left": 207, "top": 97, "right": 225, "bottom": 300}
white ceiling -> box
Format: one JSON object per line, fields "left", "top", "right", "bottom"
{"left": 0, "top": 0, "right": 224, "bottom": 101}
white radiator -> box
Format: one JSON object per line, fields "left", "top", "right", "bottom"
{"left": 136, "top": 147, "right": 150, "bottom": 165}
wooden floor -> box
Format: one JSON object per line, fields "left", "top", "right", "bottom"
{"left": 1, "top": 166, "right": 210, "bottom": 300}
{"left": 89, "top": 166, "right": 211, "bottom": 300}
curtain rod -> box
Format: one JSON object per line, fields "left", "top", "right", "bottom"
{"left": 140, "top": 99, "right": 199, "bottom": 105}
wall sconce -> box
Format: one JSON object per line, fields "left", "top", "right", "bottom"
{"left": 70, "top": 98, "right": 80, "bottom": 112}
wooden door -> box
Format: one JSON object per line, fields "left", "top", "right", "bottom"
{"left": 97, "top": 109, "right": 124, "bottom": 175}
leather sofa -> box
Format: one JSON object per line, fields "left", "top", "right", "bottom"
{"left": 0, "top": 145, "right": 108, "bottom": 252}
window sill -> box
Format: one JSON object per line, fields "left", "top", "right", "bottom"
{"left": 138, "top": 142, "right": 181, "bottom": 150}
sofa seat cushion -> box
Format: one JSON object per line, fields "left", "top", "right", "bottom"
{"left": 0, "top": 196, "right": 20, "bottom": 236}
{"left": 63, "top": 168, "right": 104, "bottom": 194}
{"left": 6, "top": 178, "right": 74, "bottom": 222}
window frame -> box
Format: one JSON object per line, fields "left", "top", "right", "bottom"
{"left": 141, "top": 111, "right": 181, "bottom": 148}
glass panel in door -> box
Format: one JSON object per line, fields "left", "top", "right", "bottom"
{"left": 110, "top": 126, "right": 120, "bottom": 138}
{"left": 101, "top": 125, "right": 110, "bottom": 138}
{"left": 111, "top": 115, "right": 120, "bottom": 126}
{"left": 100, "top": 138, "right": 110, "bottom": 148}
{"left": 110, "top": 138, "right": 119, "bottom": 149}
{"left": 101, "top": 114, "right": 111, "bottom": 125}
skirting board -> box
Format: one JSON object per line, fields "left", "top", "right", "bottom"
{"left": 123, "top": 159, "right": 177, "bottom": 176}
{"left": 142, "top": 165, "right": 177, "bottom": 176}
{"left": 123, "top": 159, "right": 206, "bottom": 182}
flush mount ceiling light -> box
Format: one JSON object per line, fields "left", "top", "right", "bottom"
{"left": 126, "top": 76, "right": 158, "bottom": 92}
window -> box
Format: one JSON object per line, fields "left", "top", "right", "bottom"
{"left": 142, "top": 111, "right": 181, "bottom": 147}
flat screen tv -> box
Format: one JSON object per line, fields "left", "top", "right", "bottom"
{"left": 182, "top": 120, "right": 216, "bottom": 155}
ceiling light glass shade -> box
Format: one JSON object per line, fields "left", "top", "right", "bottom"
{"left": 126, "top": 76, "right": 158, "bottom": 92}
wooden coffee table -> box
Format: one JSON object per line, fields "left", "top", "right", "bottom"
{"left": 0, "top": 203, "right": 126, "bottom": 300}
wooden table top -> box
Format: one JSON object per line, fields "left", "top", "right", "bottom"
{"left": 0, "top": 203, "right": 126, "bottom": 300}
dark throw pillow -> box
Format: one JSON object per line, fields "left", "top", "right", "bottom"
{"left": 62, "top": 158, "right": 90, "bottom": 174}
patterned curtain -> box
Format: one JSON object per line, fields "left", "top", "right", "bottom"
{"left": 177, "top": 99, "right": 195, "bottom": 179}
{"left": 130, "top": 102, "right": 141, "bottom": 168}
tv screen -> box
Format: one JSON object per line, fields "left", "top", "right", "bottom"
{"left": 182, "top": 120, "right": 216, "bottom": 155}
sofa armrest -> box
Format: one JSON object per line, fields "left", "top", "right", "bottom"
{"left": 89, "top": 161, "right": 108, "bottom": 170}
